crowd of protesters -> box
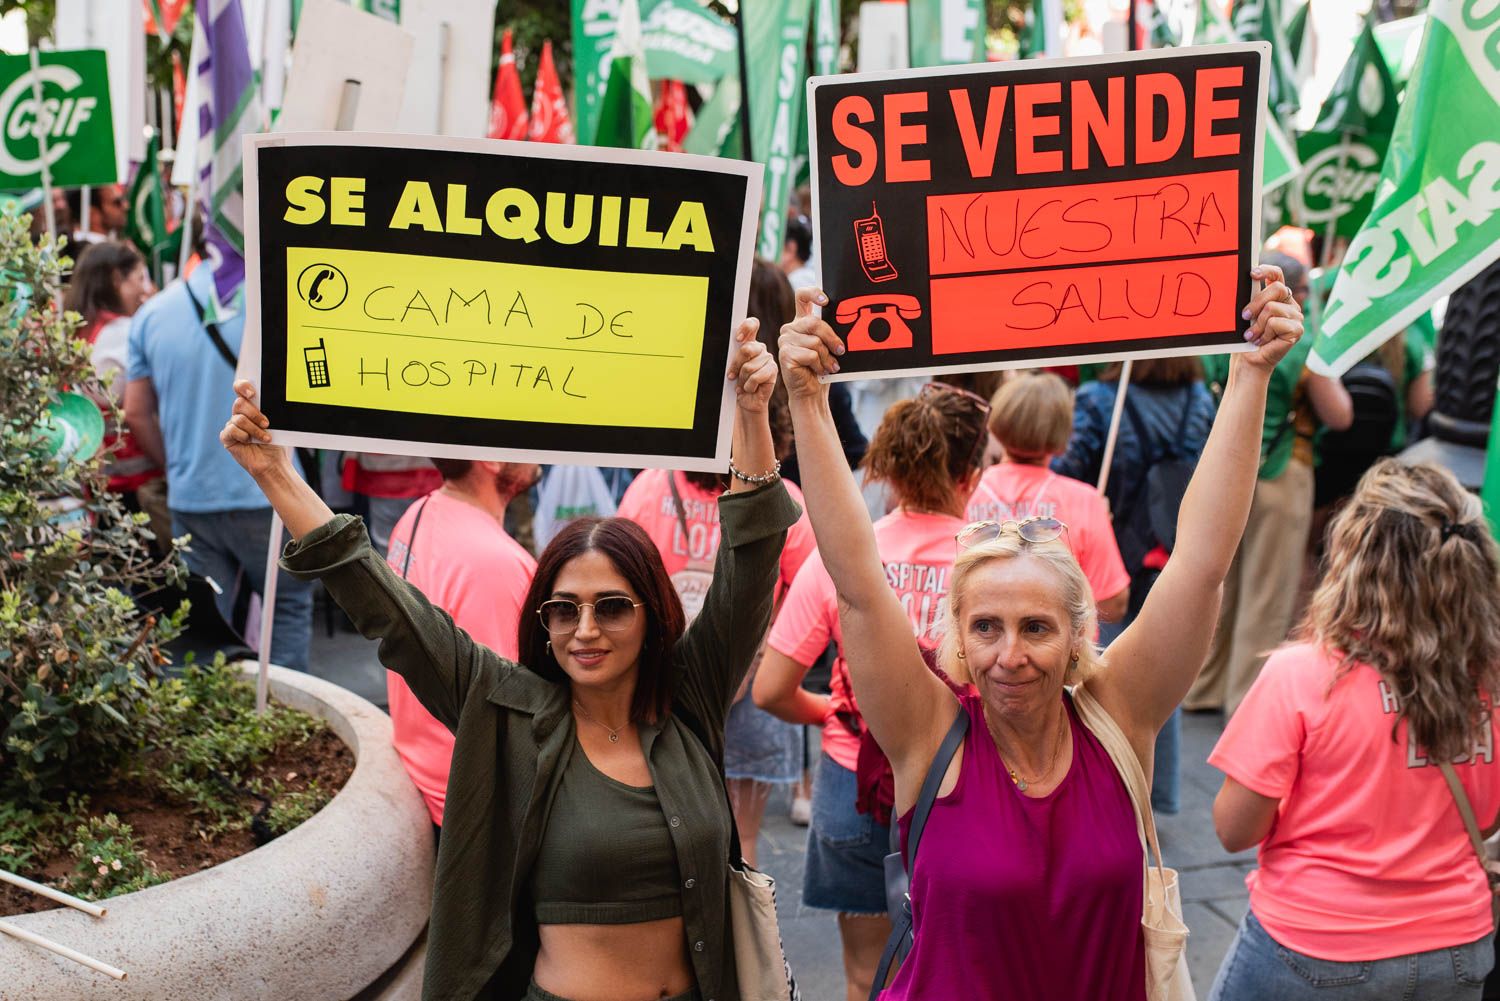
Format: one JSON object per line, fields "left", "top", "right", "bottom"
{"left": 44, "top": 193, "right": 1499, "bottom": 1001}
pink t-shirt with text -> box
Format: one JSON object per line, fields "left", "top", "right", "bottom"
{"left": 616, "top": 469, "right": 816, "bottom": 605}
{"left": 966, "top": 462, "right": 1130, "bottom": 604}
{"left": 1210, "top": 642, "right": 1500, "bottom": 960}
{"left": 385, "top": 491, "right": 537, "bottom": 825}
{"left": 767, "top": 511, "right": 964, "bottom": 771}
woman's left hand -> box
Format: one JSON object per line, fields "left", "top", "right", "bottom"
{"left": 727, "top": 317, "right": 777, "bottom": 414}
{"left": 1240, "top": 263, "right": 1305, "bottom": 373}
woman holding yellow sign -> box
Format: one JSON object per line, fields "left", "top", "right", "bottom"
{"left": 220, "top": 320, "right": 796, "bottom": 1001}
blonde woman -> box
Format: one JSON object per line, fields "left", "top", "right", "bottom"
{"left": 1208, "top": 459, "right": 1500, "bottom": 1001}
{"left": 776, "top": 268, "right": 1301, "bottom": 1000}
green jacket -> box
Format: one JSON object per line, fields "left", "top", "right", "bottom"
{"left": 281, "top": 481, "right": 800, "bottom": 1001}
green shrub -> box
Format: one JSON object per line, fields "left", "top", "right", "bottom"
{"left": 57, "top": 813, "right": 169, "bottom": 900}
{"left": 0, "top": 213, "right": 187, "bottom": 803}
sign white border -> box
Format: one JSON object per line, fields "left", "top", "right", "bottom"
{"left": 240, "top": 131, "right": 763, "bottom": 472}
{"left": 806, "top": 42, "right": 1269, "bottom": 383}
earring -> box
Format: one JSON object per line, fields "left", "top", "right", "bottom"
{"left": 956, "top": 649, "right": 966, "bottom": 660}
{"left": 1070, "top": 652, "right": 1079, "bottom": 664}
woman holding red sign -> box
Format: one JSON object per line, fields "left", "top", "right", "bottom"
{"left": 776, "top": 268, "right": 1301, "bottom": 1000}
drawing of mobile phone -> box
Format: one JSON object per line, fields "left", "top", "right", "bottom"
{"left": 304, "top": 338, "right": 331, "bottom": 388}
{"left": 853, "top": 202, "right": 898, "bottom": 284}
{"left": 834, "top": 294, "right": 922, "bottom": 351}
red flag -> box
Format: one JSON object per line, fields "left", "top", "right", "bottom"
{"left": 526, "top": 40, "right": 576, "bottom": 144}
{"left": 488, "top": 29, "right": 529, "bottom": 141}
{"left": 144, "top": 0, "right": 189, "bottom": 36}
{"left": 653, "top": 79, "right": 692, "bottom": 153}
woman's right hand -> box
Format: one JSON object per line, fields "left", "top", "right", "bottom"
{"left": 778, "top": 287, "right": 846, "bottom": 399}
{"left": 220, "top": 379, "right": 294, "bottom": 480}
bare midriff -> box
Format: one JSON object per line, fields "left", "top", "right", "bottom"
{"left": 534, "top": 917, "right": 694, "bottom": 1001}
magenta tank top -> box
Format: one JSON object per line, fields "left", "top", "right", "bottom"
{"left": 886, "top": 691, "right": 1145, "bottom": 1001}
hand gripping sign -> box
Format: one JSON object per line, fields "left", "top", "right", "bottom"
{"left": 241, "top": 133, "right": 761, "bottom": 471}
{"left": 809, "top": 44, "right": 1270, "bottom": 381}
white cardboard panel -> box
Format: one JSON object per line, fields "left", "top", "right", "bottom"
{"left": 275, "top": 0, "right": 413, "bottom": 133}
{"left": 396, "top": 0, "right": 496, "bottom": 138}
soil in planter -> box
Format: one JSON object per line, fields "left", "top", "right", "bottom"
{"left": 0, "top": 729, "right": 353, "bottom": 917}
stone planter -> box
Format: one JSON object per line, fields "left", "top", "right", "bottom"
{"left": 2, "top": 665, "right": 434, "bottom": 1000}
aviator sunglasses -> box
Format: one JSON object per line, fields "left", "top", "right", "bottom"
{"left": 536, "top": 597, "right": 643, "bottom": 634}
{"left": 957, "top": 517, "right": 1069, "bottom": 551}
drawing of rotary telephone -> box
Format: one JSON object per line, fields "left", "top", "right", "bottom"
{"left": 836, "top": 294, "right": 921, "bottom": 351}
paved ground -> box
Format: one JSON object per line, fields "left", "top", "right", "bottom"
{"left": 309, "top": 612, "right": 1248, "bottom": 1000}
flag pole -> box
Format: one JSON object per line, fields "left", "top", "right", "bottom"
{"left": 734, "top": 6, "right": 753, "bottom": 160}
{"left": 256, "top": 79, "right": 363, "bottom": 714}
{"left": 27, "top": 48, "right": 56, "bottom": 242}
{"left": 1097, "top": 361, "right": 1134, "bottom": 495}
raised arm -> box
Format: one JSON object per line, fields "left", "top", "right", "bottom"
{"left": 779, "top": 289, "right": 954, "bottom": 778}
{"left": 674, "top": 321, "right": 801, "bottom": 733}
{"left": 220, "top": 381, "right": 510, "bottom": 727}
{"left": 1096, "top": 266, "right": 1304, "bottom": 742}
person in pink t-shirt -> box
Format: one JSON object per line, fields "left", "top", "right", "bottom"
{"left": 967, "top": 373, "right": 1129, "bottom": 624}
{"left": 754, "top": 382, "right": 990, "bottom": 1001}
{"left": 385, "top": 458, "right": 540, "bottom": 828}
{"left": 1208, "top": 460, "right": 1500, "bottom": 1001}
{"left": 616, "top": 466, "right": 815, "bottom": 866}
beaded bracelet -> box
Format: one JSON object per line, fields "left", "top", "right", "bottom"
{"left": 728, "top": 458, "right": 782, "bottom": 485}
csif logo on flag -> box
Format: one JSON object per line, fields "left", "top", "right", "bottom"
{"left": 0, "top": 49, "right": 116, "bottom": 188}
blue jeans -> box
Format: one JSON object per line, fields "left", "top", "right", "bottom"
{"left": 172, "top": 507, "right": 313, "bottom": 671}
{"left": 1210, "top": 909, "right": 1493, "bottom": 1001}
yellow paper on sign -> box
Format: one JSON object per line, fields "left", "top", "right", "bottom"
{"left": 284, "top": 247, "right": 709, "bottom": 428}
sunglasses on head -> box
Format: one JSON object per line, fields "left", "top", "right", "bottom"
{"left": 957, "top": 517, "right": 1068, "bottom": 551}
{"left": 537, "top": 596, "right": 642, "bottom": 634}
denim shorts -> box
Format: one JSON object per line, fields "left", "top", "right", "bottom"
{"left": 526, "top": 981, "right": 698, "bottom": 1001}
{"left": 1208, "top": 909, "right": 1495, "bottom": 1001}
{"left": 802, "top": 752, "right": 890, "bottom": 916}
{"left": 723, "top": 696, "right": 800, "bottom": 784}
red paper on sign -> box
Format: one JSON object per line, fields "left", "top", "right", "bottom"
{"left": 926, "top": 171, "right": 1240, "bottom": 276}
{"left": 930, "top": 253, "right": 1240, "bottom": 354}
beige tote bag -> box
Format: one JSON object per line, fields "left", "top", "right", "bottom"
{"left": 1073, "top": 685, "right": 1196, "bottom": 1001}
{"left": 727, "top": 862, "right": 799, "bottom": 1001}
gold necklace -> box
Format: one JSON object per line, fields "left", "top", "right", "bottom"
{"left": 574, "top": 699, "right": 627, "bottom": 743}
{"left": 987, "top": 707, "right": 1068, "bottom": 792}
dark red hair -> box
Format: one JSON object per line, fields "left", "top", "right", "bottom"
{"left": 517, "top": 516, "right": 686, "bottom": 724}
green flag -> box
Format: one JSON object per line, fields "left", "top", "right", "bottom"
{"left": 1311, "top": 3, "right": 1500, "bottom": 377}
{"left": 640, "top": 0, "right": 738, "bottom": 85}
{"left": 1195, "top": 0, "right": 1235, "bottom": 45}
{"left": 124, "top": 128, "right": 178, "bottom": 273}
{"left": 682, "top": 76, "right": 740, "bottom": 157}
{"left": 1284, "top": 1, "right": 1310, "bottom": 72}
{"left": 1287, "top": 15, "right": 1400, "bottom": 242}
{"left": 743, "top": 0, "right": 813, "bottom": 260}
{"left": 0, "top": 50, "right": 118, "bottom": 189}
{"left": 350, "top": 0, "right": 399, "bottom": 22}
{"left": 572, "top": 0, "right": 618, "bottom": 147}
{"left": 1374, "top": 14, "right": 1427, "bottom": 93}
{"left": 1230, "top": 0, "right": 1299, "bottom": 118}
{"left": 592, "top": 0, "right": 658, "bottom": 150}
{"left": 908, "top": 0, "right": 985, "bottom": 67}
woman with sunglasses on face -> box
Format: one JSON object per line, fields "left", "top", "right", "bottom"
{"left": 753, "top": 381, "right": 989, "bottom": 1001}
{"left": 218, "top": 321, "right": 799, "bottom": 1001}
{"left": 778, "top": 269, "right": 1302, "bottom": 1001}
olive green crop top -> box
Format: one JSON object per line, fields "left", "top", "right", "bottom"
{"left": 532, "top": 738, "right": 686, "bottom": 924}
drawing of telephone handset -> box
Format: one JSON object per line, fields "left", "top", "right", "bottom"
{"left": 853, "top": 202, "right": 898, "bottom": 284}
{"left": 307, "top": 268, "right": 336, "bottom": 305}
{"left": 835, "top": 294, "right": 922, "bottom": 352}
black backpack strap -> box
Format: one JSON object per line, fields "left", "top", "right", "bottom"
{"left": 870, "top": 704, "right": 969, "bottom": 1000}
{"left": 397, "top": 495, "right": 432, "bottom": 579}
{"left": 181, "top": 278, "right": 238, "bottom": 370}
